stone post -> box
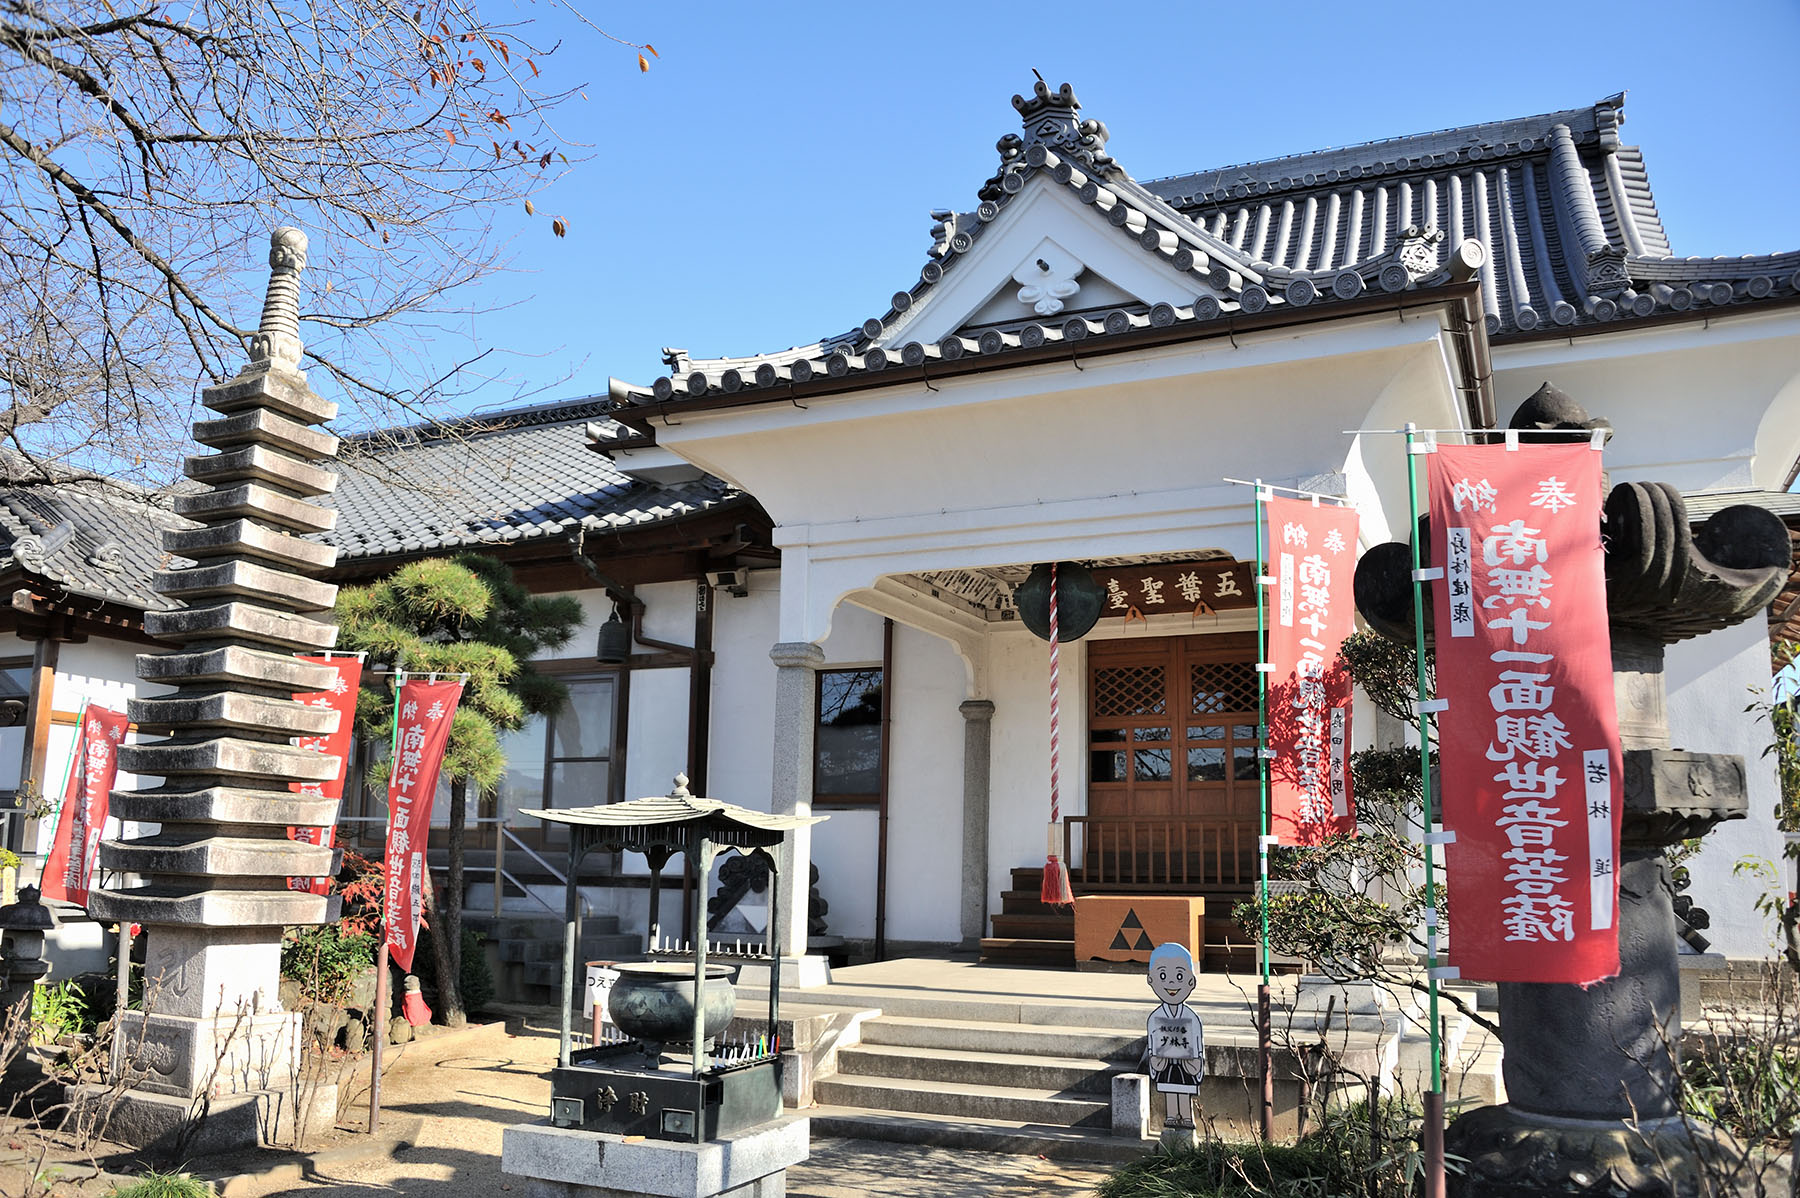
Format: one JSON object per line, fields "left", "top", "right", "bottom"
{"left": 85, "top": 229, "right": 346, "bottom": 1152}
{"left": 958, "top": 699, "right": 995, "bottom": 947}
{"left": 768, "top": 643, "right": 823, "bottom": 980}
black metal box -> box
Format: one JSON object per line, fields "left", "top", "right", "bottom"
{"left": 548, "top": 1043, "right": 782, "bottom": 1143}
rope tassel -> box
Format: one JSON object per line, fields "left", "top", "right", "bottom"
{"left": 1041, "top": 561, "right": 1074, "bottom": 908}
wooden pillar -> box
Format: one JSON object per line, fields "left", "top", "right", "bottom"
{"left": 15, "top": 629, "right": 60, "bottom": 857}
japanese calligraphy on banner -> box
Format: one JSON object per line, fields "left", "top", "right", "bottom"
{"left": 287, "top": 656, "right": 364, "bottom": 896}
{"left": 1428, "top": 443, "right": 1621, "bottom": 985}
{"left": 383, "top": 678, "right": 463, "bottom": 973}
{"left": 1092, "top": 561, "right": 1253, "bottom": 618}
{"left": 1264, "top": 497, "right": 1360, "bottom": 844}
{"left": 40, "top": 705, "right": 129, "bottom": 907}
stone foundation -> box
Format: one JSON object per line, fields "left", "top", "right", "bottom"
{"left": 502, "top": 1116, "right": 809, "bottom": 1198}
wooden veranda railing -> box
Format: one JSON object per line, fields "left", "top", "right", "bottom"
{"left": 1063, "top": 816, "right": 1256, "bottom": 891}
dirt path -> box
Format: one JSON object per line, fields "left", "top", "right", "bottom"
{"left": 231, "top": 1024, "right": 1112, "bottom": 1198}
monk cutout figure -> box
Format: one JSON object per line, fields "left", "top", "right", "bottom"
{"left": 1146, "top": 943, "right": 1204, "bottom": 1129}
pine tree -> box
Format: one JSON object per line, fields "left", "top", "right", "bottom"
{"left": 336, "top": 553, "right": 583, "bottom": 1026}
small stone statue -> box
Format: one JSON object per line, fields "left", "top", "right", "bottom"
{"left": 1145, "top": 943, "right": 1204, "bottom": 1131}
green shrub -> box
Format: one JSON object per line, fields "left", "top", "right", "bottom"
{"left": 282, "top": 923, "right": 377, "bottom": 1006}
{"left": 414, "top": 927, "right": 495, "bottom": 1015}
{"left": 1682, "top": 1034, "right": 1800, "bottom": 1147}
{"left": 108, "top": 1170, "right": 212, "bottom": 1198}
{"left": 1099, "top": 1099, "right": 1429, "bottom": 1198}
{"left": 31, "top": 977, "right": 93, "bottom": 1043}
{"left": 1097, "top": 1140, "right": 1337, "bottom": 1198}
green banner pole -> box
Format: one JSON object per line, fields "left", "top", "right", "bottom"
{"left": 1403, "top": 424, "right": 1447, "bottom": 1198}
{"left": 1253, "top": 479, "right": 1274, "bottom": 1142}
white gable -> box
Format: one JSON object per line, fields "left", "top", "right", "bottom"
{"left": 874, "top": 176, "right": 1222, "bottom": 348}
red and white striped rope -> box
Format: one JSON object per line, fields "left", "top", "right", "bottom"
{"left": 1048, "top": 561, "right": 1060, "bottom": 826}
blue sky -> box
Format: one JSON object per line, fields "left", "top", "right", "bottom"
{"left": 438, "top": 0, "right": 1800, "bottom": 415}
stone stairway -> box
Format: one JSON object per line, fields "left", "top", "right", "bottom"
{"left": 811, "top": 1012, "right": 1146, "bottom": 1163}
{"left": 473, "top": 912, "right": 641, "bottom": 1007}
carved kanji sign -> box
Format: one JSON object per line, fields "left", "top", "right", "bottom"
{"left": 1089, "top": 561, "right": 1254, "bottom": 618}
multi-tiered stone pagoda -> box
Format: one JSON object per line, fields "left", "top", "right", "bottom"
{"left": 87, "top": 228, "right": 346, "bottom": 1149}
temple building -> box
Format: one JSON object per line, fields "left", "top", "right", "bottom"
{"left": 1, "top": 85, "right": 1797, "bottom": 978}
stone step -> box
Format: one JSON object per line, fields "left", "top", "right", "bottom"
{"left": 154, "top": 558, "right": 337, "bottom": 613}
{"left": 128, "top": 691, "right": 339, "bottom": 737}
{"left": 100, "top": 832, "right": 334, "bottom": 878}
{"left": 110, "top": 786, "right": 339, "bottom": 830}
{"left": 502, "top": 933, "right": 640, "bottom": 967}
{"left": 193, "top": 407, "right": 339, "bottom": 461}
{"left": 87, "top": 883, "right": 340, "bottom": 929}
{"left": 807, "top": 1107, "right": 1143, "bottom": 1164}
{"left": 979, "top": 937, "right": 1073, "bottom": 968}
{"left": 858, "top": 1015, "right": 1144, "bottom": 1061}
{"left": 144, "top": 602, "right": 339, "bottom": 653}
{"left": 173, "top": 481, "right": 338, "bottom": 534}
{"left": 812, "top": 1074, "right": 1110, "bottom": 1129}
{"left": 203, "top": 364, "right": 339, "bottom": 425}
{"left": 185, "top": 443, "right": 337, "bottom": 497}
{"left": 162, "top": 519, "right": 339, "bottom": 572}
{"left": 119, "top": 735, "right": 339, "bottom": 783}
{"left": 836, "top": 1043, "right": 1124, "bottom": 1095}
{"left": 486, "top": 913, "right": 623, "bottom": 940}
{"left": 989, "top": 913, "right": 1074, "bottom": 939}
{"left": 137, "top": 644, "right": 338, "bottom": 692}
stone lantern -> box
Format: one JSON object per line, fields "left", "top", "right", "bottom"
{"left": 1354, "top": 383, "right": 1793, "bottom": 1195}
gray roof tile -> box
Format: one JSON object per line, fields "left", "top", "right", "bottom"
{"left": 0, "top": 484, "right": 193, "bottom": 611}
{"left": 322, "top": 398, "right": 742, "bottom": 562}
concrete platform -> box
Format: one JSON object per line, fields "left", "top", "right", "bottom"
{"left": 502, "top": 1114, "right": 809, "bottom": 1198}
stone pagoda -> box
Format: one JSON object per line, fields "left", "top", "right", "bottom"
{"left": 86, "top": 228, "right": 347, "bottom": 1150}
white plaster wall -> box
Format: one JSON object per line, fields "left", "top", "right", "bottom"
{"left": 984, "top": 628, "right": 1066, "bottom": 933}
{"left": 703, "top": 570, "right": 969, "bottom": 944}
{"left": 879, "top": 621, "right": 966, "bottom": 944}
{"left": 1490, "top": 310, "right": 1800, "bottom": 494}
{"left": 708, "top": 571, "right": 781, "bottom": 813}
{"left": 1667, "top": 620, "right": 1786, "bottom": 961}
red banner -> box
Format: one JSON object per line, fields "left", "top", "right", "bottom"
{"left": 1264, "top": 496, "right": 1360, "bottom": 844}
{"left": 1429, "top": 442, "right": 1621, "bottom": 984}
{"left": 383, "top": 678, "right": 463, "bottom": 973}
{"left": 39, "top": 705, "right": 129, "bottom": 907}
{"left": 287, "top": 655, "right": 364, "bottom": 895}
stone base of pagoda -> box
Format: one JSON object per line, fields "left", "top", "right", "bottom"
{"left": 70, "top": 1079, "right": 338, "bottom": 1155}
{"left": 1445, "top": 1104, "right": 1772, "bottom": 1197}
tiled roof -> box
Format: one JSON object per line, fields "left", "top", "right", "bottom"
{"left": 621, "top": 88, "right": 1798, "bottom": 409}
{"left": 323, "top": 397, "right": 744, "bottom": 562}
{"left": 0, "top": 483, "right": 192, "bottom": 612}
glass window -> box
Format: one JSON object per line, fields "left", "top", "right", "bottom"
{"left": 497, "top": 715, "right": 547, "bottom": 823}
{"left": 815, "top": 668, "right": 883, "bottom": 804}
{"left": 1134, "top": 748, "right": 1172, "bottom": 782}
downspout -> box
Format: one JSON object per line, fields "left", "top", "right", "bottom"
{"left": 874, "top": 617, "right": 894, "bottom": 961}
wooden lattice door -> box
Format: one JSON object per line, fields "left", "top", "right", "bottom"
{"left": 1085, "top": 632, "right": 1261, "bottom": 887}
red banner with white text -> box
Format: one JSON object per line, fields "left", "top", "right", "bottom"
{"left": 383, "top": 678, "right": 463, "bottom": 973}
{"left": 287, "top": 655, "right": 363, "bottom": 895}
{"left": 39, "top": 705, "right": 129, "bottom": 907}
{"left": 1429, "top": 442, "right": 1621, "bottom": 984}
{"left": 1265, "top": 496, "right": 1360, "bottom": 844}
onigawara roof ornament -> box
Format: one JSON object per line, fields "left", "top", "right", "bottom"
{"left": 987, "top": 80, "right": 1121, "bottom": 200}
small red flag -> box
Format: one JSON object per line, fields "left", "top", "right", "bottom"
{"left": 40, "top": 705, "right": 129, "bottom": 907}
{"left": 287, "top": 655, "right": 363, "bottom": 895}
{"left": 382, "top": 678, "right": 463, "bottom": 973}
{"left": 1264, "top": 496, "right": 1360, "bottom": 845}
